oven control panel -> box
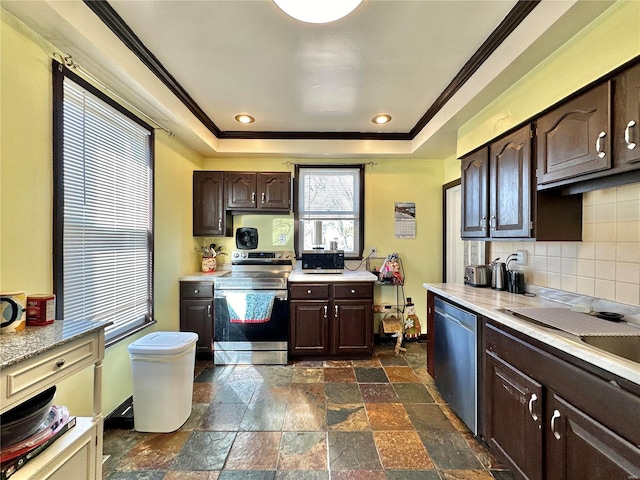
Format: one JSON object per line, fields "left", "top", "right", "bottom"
{"left": 231, "top": 250, "right": 293, "bottom": 264}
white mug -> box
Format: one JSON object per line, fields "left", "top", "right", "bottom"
{"left": 1, "top": 291, "right": 27, "bottom": 333}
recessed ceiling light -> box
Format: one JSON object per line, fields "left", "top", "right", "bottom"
{"left": 273, "top": 0, "right": 363, "bottom": 24}
{"left": 235, "top": 114, "right": 255, "bottom": 124}
{"left": 372, "top": 114, "right": 392, "bottom": 125}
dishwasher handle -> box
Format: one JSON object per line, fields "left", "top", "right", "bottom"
{"left": 434, "top": 309, "right": 476, "bottom": 333}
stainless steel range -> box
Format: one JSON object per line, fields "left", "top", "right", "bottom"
{"left": 213, "top": 250, "right": 292, "bottom": 365}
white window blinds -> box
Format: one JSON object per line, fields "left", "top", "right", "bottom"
{"left": 58, "top": 76, "right": 153, "bottom": 342}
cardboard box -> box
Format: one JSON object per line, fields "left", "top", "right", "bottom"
{"left": 381, "top": 316, "right": 403, "bottom": 334}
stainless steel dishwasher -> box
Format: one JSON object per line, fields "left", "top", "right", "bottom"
{"left": 434, "top": 296, "right": 479, "bottom": 435}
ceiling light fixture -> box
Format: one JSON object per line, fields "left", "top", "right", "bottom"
{"left": 273, "top": 0, "right": 363, "bottom": 24}
{"left": 372, "top": 114, "right": 392, "bottom": 125}
{"left": 235, "top": 114, "right": 255, "bottom": 124}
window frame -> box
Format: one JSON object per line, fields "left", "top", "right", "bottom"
{"left": 52, "top": 60, "right": 155, "bottom": 345}
{"left": 293, "top": 164, "right": 365, "bottom": 259}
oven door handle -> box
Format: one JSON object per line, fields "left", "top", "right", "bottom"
{"left": 215, "top": 289, "right": 288, "bottom": 300}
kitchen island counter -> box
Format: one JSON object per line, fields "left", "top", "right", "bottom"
{"left": 423, "top": 282, "right": 640, "bottom": 386}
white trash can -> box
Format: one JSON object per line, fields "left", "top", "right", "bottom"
{"left": 128, "top": 331, "right": 198, "bottom": 432}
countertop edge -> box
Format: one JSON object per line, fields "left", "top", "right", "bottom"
{"left": 179, "top": 270, "right": 230, "bottom": 282}
{"left": 423, "top": 283, "right": 640, "bottom": 386}
{"left": 0, "top": 320, "right": 111, "bottom": 369}
{"left": 288, "top": 270, "right": 378, "bottom": 282}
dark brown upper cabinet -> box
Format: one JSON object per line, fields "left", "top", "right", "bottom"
{"left": 489, "top": 125, "right": 532, "bottom": 238}
{"left": 461, "top": 147, "right": 490, "bottom": 238}
{"left": 226, "top": 172, "right": 291, "bottom": 212}
{"left": 536, "top": 82, "right": 611, "bottom": 187}
{"left": 193, "top": 171, "right": 232, "bottom": 236}
{"left": 462, "top": 126, "right": 532, "bottom": 239}
{"left": 461, "top": 125, "right": 582, "bottom": 241}
{"left": 613, "top": 62, "right": 640, "bottom": 170}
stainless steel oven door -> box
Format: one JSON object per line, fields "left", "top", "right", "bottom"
{"left": 213, "top": 289, "right": 288, "bottom": 365}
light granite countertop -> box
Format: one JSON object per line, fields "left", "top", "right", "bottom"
{"left": 0, "top": 319, "right": 111, "bottom": 369}
{"left": 289, "top": 268, "right": 377, "bottom": 283}
{"left": 179, "top": 267, "right": 376, "bottom": 283}
{"left": 423, "top": 283, "right": 640, "bottom": 386}
{"left": 179, "top": 270, "right": 230, "bottom": 282}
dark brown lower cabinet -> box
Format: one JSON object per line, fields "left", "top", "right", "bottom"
{"left": 545, "top": 394, "right": 640, "bottom": 480}
{"left": 484, "top": 351, "right": 543, "bottom": 480}
{"left": 289, "top": 282, "right": 373, "bottom": 357}
{"left": 179, "top": 281, "right": 214, "bottom": 355}
{"left": 483, "top": 319, "right": 640, "bottom": 480}
{"left": 289, "top": 301, "right": 327, "bottom": 355}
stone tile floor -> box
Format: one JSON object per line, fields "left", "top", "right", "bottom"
{"left": 103, "top": 341, "right": 515, "bottom": 480}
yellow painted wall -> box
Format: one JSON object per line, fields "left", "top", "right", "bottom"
{"left": 203, "top": 157, "right": 445, "bottom": 330}
{"left": 458, "top": 0, "right": 640, "bottom": 156}
{"left": 0, "top": 11, "right": 203, "bottom": 416}
{"left": 442, "top": 154, "right": 461, "bottom": 185}
{"left": 1, "top": 11, "right": 54, "bottom": 294}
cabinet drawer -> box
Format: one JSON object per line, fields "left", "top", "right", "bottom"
{"left": 180, "top": 282, "right": 214, "bottom": 299}
{"left": 1, "top": 334, "right": 100, "bottom": 411}
{"left": 289, "top": 284, "right": 329, "bottom": 300}
{"left": 333, "top": 283, "right": 373, "bottom": 300}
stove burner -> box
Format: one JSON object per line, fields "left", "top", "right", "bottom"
{"left": 220, "top": 251, "right": 292, "bottom": 290}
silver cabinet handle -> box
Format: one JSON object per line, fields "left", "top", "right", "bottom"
{"left": 596, "top": 131, "right": 607, "bottom": 158}
{"left": 550, "top": 409, "right": 561, "bottom": 440}
{"left": 334, "top": 305, "right": 339, "bottom": 318}
{"left": 481, "top": 216, "right": 487, "bottom": 231}
{"left": 218, "top": 219, "right": 222, "bottom": 230}
{"left": 56, "top": 358, "right": 66, "bottom": 368}
{"left": 207, "top": 305, "right": 212, "bottom": 317}
{"left": 307, "top": 289, "right": 312, "bottom": 294}
{"left": 625, "top": 120, "right": 637, "bottom": 150}
{"left": 351, "top": 289, "right": 355, "bottom": 294}
{"left": 490, "top": 215, "right": 496, "bottom": 231}
{"left": 252, "top": 192, "right": 256, "bottom": 203}
{"left": 261, "top": 192, "right": 265, "bottom": 204}
{"left": 528, "top": 393, "right": 539, "bottom": 421}
{"left": 323, "top": 305, "right": 327, "bottom": 318}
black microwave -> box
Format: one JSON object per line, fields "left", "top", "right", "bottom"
{"left": 301, "top": 250, "right": 344, "bottom": 273}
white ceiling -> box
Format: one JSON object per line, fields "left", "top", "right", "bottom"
{"left": 2, "top": 0, "right": 615, "bottom": 159}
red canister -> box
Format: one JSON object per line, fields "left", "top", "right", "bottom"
{"left": 26, "top": 294, "right": 55, "bottom": 326}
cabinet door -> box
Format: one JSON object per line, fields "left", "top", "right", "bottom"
{"left": 180, "top": 299, "right": 213, "bottom": 354}
{"left": 613, "top": 62, "right": 640, "bottom": 169}
{"left": 536, "top": 82, "right": 611, "bottom": 186}
{"left": 226, "top": 172, "right": 257, "bottom": 209}
{"left": 484, "top": 351, "right": 543, "bottom": 480}
{"left": 461, "top": 147, "right": 489, "bottom": 238}
{"left": 289, "top": 301, "right": 328, "bottom": 355}
{"left": 193, "top": 171, "right": 228, "bottom": 236}
{"left": 258, "top": 172, "right": 291, "bottom": 210}
{"left": 332, "top": 300, "right": 373, "bottom": 355}
{"left": 490, "top": 125, "right": 531, "bottom": 238}
{"left": 546, "top": 394, "right": 640, "bottom": 480}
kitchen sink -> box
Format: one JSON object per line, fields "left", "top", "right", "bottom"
{"left": 579, "top": 335, "right": 640, "bottom": 364}
{"left": 497, "top": 308, "right": 640, "bottom": 365}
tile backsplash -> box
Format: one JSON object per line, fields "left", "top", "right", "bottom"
{"left": 491, "top": 182, "right": 640, "bottom": 307}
